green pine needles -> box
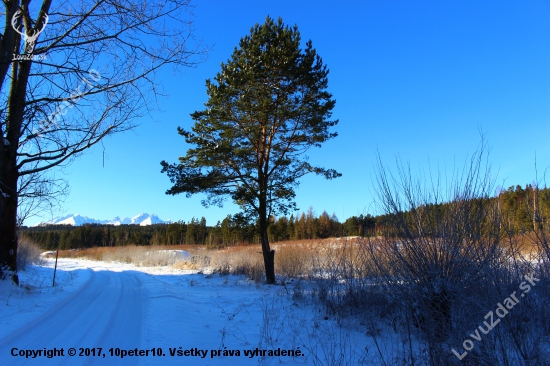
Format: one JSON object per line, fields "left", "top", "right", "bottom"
{"left": 161, "top": 16, "right": 340, "bottom": 283}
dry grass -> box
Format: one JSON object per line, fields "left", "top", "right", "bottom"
{"left": 206, "top": 245, "right": 265, "bottom": 282}
{"left": 197, "top": 237, "right": 376, "bottom": 282}
{"left": 46, "top": 245, "right": 206, "bottom": 269}
{"left": 38, "top": 234, "right": 544, "bottom": 282}
{"left": 42, "top": 238, "right": 373, "bottom": 282}
{"left": 274, "top": 238, "right": 379, "bottom": 280}
{"left": 49, "top": 247, "right": 109, "bottom": 261}
{"left": 172, "top": 260, "right": 202, "bottom": 271}
{"left": 508, "top": 231, "right": 549, "bottom": 261}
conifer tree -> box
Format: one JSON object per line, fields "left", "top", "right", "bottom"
{"left": 161, "top": 16, "right": 340, "bottom": 283}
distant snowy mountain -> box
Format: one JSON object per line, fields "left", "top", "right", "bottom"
{"left": 129, "top": 213, "right": 151, "bottom": 225}
{"left": 105, "top": 216, "right": 132, "bottom": 226}
{"left": 39, "top": 214, "right": 108, "bottom": 226}
{"left": 132, "top": 213, "right": 165, "bottom": 226}
{"left": 36, "top": 213, "right": 170, "bottom": 226}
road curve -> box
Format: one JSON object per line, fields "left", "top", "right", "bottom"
{"left": 0, "top": 269, "right": 145, "bottom": 365}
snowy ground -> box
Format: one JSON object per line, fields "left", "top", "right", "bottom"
{"left": 0, "top": 258, "right": 385, "bottom": 366}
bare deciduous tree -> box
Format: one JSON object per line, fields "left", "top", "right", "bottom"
{"left": 16, "top": 170, "right": 68, "bottom": 227}
{"left": 0, "top": 0, "right": 205, "bottom": 282}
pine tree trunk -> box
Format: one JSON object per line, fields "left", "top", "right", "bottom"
{"left": 260, "top": 230, "right": 276, "bottom": 284}
{"left": 259, "top": 199, "right": 276, "bottom": 284}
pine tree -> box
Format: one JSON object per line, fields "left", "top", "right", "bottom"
{"left": 287, "top": 215, "right": 295, "bottom": 240}
{"left": 318, "top": 211, "right": 331, "bottom": 238}
{"left": 161, "top": 16, "right": 340, "bottom": 283}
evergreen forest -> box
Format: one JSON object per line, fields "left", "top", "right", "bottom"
{"left": 21, "top": 184, "right": 550, "bottom": 250}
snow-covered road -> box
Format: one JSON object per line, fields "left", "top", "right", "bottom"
{"left": 0, "top": 269, "right": 145, "bottom": 365}
{"left": 0, "top": 259, "right": 373, "bottom": 365}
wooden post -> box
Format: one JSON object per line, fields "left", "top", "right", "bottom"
{"left": 52, "top": 250, "right": 59, "bottom": 287}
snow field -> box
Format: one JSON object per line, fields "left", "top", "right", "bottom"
{"left": 0, "top": 258, "right": 384, "bottom": 366}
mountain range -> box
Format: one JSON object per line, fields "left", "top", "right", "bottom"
{"left": 35, "top": 213, "right": 170, "bottom": 226}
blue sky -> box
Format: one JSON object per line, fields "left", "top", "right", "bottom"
{"left": 28, "top": 0, "right": 550, "bottom": 226}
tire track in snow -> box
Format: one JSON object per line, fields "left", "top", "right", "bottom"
{"left": 0, "top": 269, "right": 145, "bottom": 365}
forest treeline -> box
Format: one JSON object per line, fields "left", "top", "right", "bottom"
{"left": 20, "top": 184, "right": 549, "bottom": 250}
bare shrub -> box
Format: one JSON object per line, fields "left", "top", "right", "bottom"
{"left": 366, "top": 142, "right": 512, "bottom": 365}
{"left": 360, "top": 142, "right": 550, "bottom": 365}
{"left": 17, "top": 237, "right": 45, "bottom": 271}
{"left": 290, "top": 238, "right": 380, "bottom": 320}
{"left": 523, "top": 182, "right": 550, "bottom": 273}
